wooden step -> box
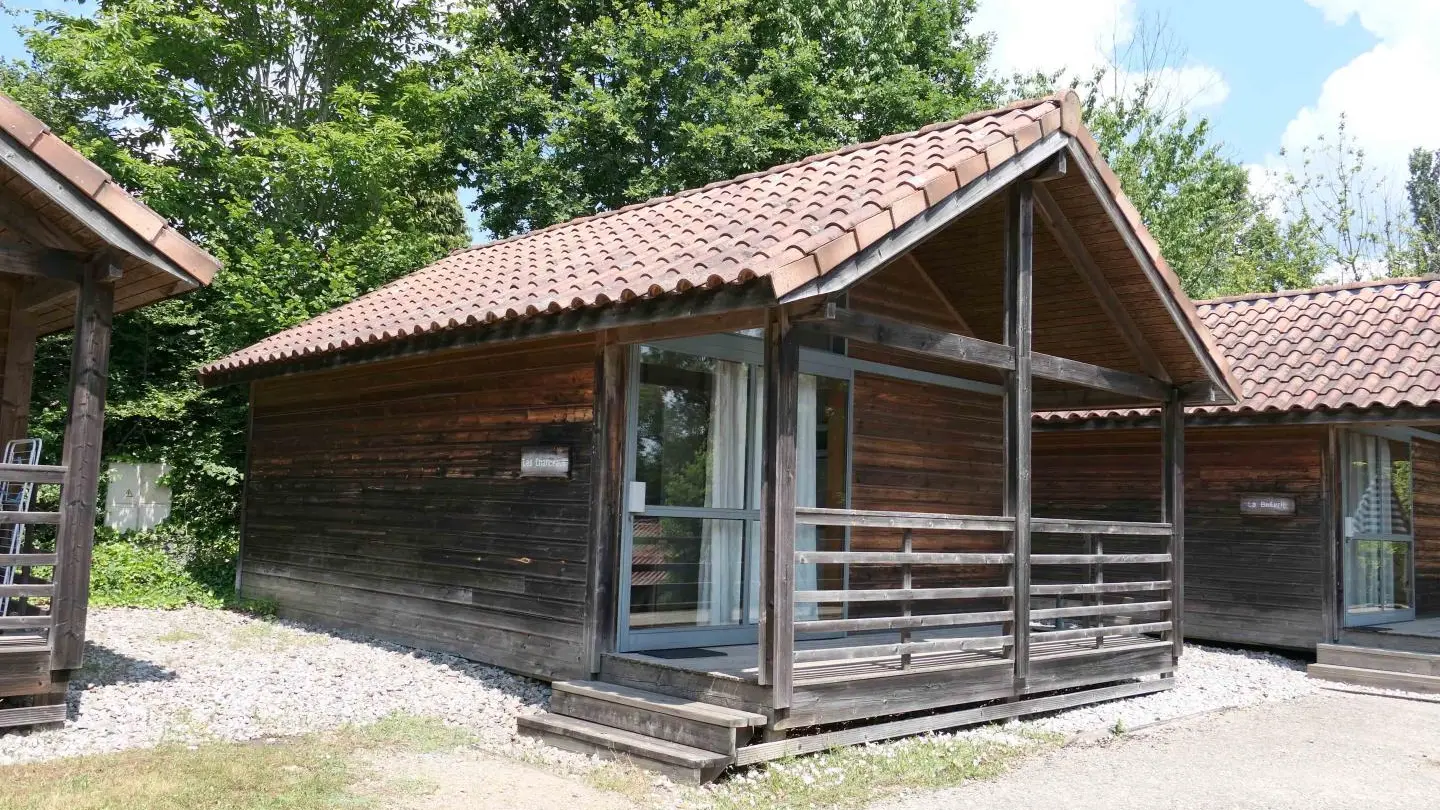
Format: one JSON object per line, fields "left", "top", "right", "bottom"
{"left": 1316, "top": 643, "right": 1440, "bottom": 676}
{"left": 551, "top": 681, "right": 762, "bottom": 755}
{"left": 1307, "top": 663, "right": 1440, "bottom": 694}
{"left": 517, "top": 713, "right": 732, "bottom": 784}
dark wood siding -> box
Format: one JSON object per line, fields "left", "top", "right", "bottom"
{"left": 1414, "top": 437, "right": 1440, "bottom": 613}
{"left": 1034, "top": 425, "right": 1328, "bottom": 650}
{"left": 241, "top": 336, "right": 597, "bottom": 680}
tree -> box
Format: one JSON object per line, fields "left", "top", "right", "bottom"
{"left": 5, "top": 0, "right": 468, "bottom": 589}
{"left": 1406, "top": 147, "right": 1440, "bottom": 276}
{"left": 437, "top": 0, "right": 1002, "bottom": 236}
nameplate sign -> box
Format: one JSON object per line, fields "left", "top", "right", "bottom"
{"left": 1239, "top": 494, "right": 1295, "bottom": 516}
{"left": 520, "top": 446, "right": 571, "bottom": 478}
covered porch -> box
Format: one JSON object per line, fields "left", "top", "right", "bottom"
{"left": 0, "top": 95, "right": 217, "bottom": 728}
{"left": 523, "top": 110, "right": 1240, "bottom": 777}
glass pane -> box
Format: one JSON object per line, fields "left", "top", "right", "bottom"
{"left": 629, "top": 516, "right": 747, "bottom": 629}
{"left": 1344, "top": 433, "right": 1413, "bottom": 537}
{"left": 1346, "top": 539, "right": 1413, "bottom": 616}
{"left": 797, "top": 375, "right": 849, "bottom": 622}
{"left": 635, "top": 347, "right": 751, "bottom": 509}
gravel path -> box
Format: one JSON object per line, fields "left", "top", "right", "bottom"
{"left": 0, "top": 607, "right": 585, "bottom": 767}
{"left": 873, "top": 690, "right": 1440, "bottom": 810}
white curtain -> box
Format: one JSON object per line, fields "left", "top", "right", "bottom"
{"left": 699, "top": 361, "right": 748, "bottom": 626}
{"left": 795, "top": 375, "right": 819, "bottom": 621}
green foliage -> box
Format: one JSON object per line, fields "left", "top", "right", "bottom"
{"left": 439, "top": 0, "right": 1001, "bottom": 236}
{"left": 90, "top": 537, "right": 227, "bottom": 609}
{"left": 1406, "top": 147, "right": 1440, "bottom": 276}
{"left": 1080, "top": 73, "right": 1322, "bottom": 298}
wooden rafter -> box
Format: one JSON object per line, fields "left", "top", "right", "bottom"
{"left": 1032, "top": 183, "right": 1169, "bottom": 382}
{"left": 0, "top": 187, "right": 85, "bottom": 251}
{"left": 903, "top": 253, "right": 974, "bottom": 335}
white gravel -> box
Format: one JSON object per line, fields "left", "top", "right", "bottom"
{"left": 0, "top": 607, "right": 589, "bottom": 767}
{"left": 1029, "top": 643, "right": 1319, "bottom": 736}
{"left": 0, "top": 608, "right": 1342, "bottom": 774}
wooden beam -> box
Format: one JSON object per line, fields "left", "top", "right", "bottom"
{"left": 583, "top": 335, "right": 627, "bottom": 676}
{"left": 1005, "top": 181, "right": 1035, "bottom": 687}
{"left": 1161, "top": 389, "right": 1185, "bottom": 661}
{"left": 903, "top": 254, "right": 974, "bottom": 335}
{"left": 0, "top": 243, "right": 85, "bottom": 281}
{"left": 778, "top": 130, "right": 1069, "bottom": 302}
{"left": 0, "top": 187, "right": 85, "bottom": 251}
{"left": 1320, "top": 427, "right": 1340, "bottom": 644}
{"left": 759, "top": 310, "right": 799, "bottom": 709}
{"left": 795, "top": 307, "right": 1016, "bottom": 371}
{"left": 1032, "top": 183, "right": 1167, "bottom": 381}
{"left": 1030, "top": 352, "right": 1170, "bottom": 401}
{"left": 0, "top": 290, "right": 36, "bottom": 444}
{"left": 50, "top": 263, "right": 114, "bottom": 671}
{"left": 795, "top": 506, "right": 1014, "bottom": 532}
{"left": 17, "top": 277, "right": 76, "bottom": 313}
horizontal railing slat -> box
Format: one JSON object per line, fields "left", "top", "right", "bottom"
{"left": 1031, "top": 621, "right": 1172, "bottom": 643}
{"left": 1031, "top": 553, "right": 1171, "bottom": 565}
{"left": 795, "top": 551, "right": 1015, "bottom": 565}
{"left": 1029, "top": 580, "right": 1171, "bottom": 596}
{"left": 795, "top": 586, "right": 1014, "bottom": 603}
{"left": 795, "top": 610, "right": 1014, "bottom": 634}
{"left": 0, "top": 615, "right": 52, "bottom": 629}
{"left": 1030, "top": 600, "right": 1173, "bottom": 621}
{"left": 795, "top": 507, "right": 1014, "bottom": 532}
{"left": 0, "top": 512, "right": 60, "bottom": 526}
{"left": 793, "top": 634, "right": 1013, "bottom": 664}
{"left": 0, "top": 584, "right": 52, "bottom": 598}
{"left": 0, "top": 463, "right": 66, "bottom": 485}
{"left": 0, "top": 554, "right": 57, "bottom": 567}
{"left": 1032, "top": 518, "right": 1171, "bottom": 536}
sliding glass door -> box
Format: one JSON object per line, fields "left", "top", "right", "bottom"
{"left": 1342, "top": 430, "right": 1416, "bottom": 627}
{"left": 617, "top": 335, "right": 851, "bottom": 651}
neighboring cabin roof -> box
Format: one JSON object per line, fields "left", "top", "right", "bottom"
{"left": 1042, "top": 277, "right": 1440, "bottom": 422}
{"left": 0, "top": 93, "right": 220, "bottom": 331}
{"left": 201, "top": 90, "right": 1234, "bottom": 399}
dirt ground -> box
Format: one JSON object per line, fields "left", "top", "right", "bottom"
{"left": 359, "top": 750, "right": 642, "bottom": 810}
{"left": 873, "top": 688, "right": 1440, "bottom": 810}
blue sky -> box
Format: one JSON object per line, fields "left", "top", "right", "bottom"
{"left": 3, "top": 0, "right": 1434, "bottom": 237}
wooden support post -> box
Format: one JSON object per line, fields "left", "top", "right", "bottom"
{"left": 1319, "top": 426, "right": 1340, "bottom": 644}
{"left": 1004, "top": 182, "right": 1034, "bottom": 688}
{"left": 50, "top": 261, "right": 114, "bottom": 671}
{"left": 759, "top": 310, "right": 799, "bottom": 708}
{"left": 584, "top": 335, "right": 628, "bottom": 676}
{"left": 0, "top": 285, "right": 37, "bottom": 445}
{"left": 1160, "top": 389, "right": 1185, "bottom": 662}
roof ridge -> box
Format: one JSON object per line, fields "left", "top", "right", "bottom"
{"left": 446, "top": 91, "right": 1074, "bottom": 257}
{"left": 1199, "top": 275, "right": 1439, "bottom": 307}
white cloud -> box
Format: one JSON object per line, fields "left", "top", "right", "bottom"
{"left": 1281, "top": 1, "right": 1440, "bottom": 183}
{"left": 971, "top": 0, "right": 1229, "bottom": 116}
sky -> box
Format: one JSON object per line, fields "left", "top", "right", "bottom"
{"left": 0, "top": 0, "right": 1434, "bottom": 233}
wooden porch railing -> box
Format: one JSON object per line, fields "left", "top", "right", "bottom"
{"left": 0, "top": 463, "right": 66, "bottom": 639}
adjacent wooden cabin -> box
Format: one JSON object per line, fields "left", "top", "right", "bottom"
{"left": 0, "top": 94, "right": 220, "bottom": 728}
{"left": 1035, "top": 278, "right": 1440, "bottom": 692}
{"left": 203, "top": 92, "right": 1242, "bottom": 781}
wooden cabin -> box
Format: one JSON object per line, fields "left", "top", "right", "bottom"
{"left": 202, "top": 92, "right": 1241, "bottom": 781}
{"left": 0, "top": 94, "right": 220, "bottom": 728}
{"left": 1036, "top": 278, "right": 1440, "bottom": 692}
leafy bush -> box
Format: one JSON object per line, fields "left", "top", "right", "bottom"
{"left": 89, "top": 528, "right": 233, "bottom": 609}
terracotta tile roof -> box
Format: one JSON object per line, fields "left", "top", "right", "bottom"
{"left": 0, "top": 92, "right": 219, "bottom": 285}
{"left": 1042, "top": 277, "right": 1440, "bottom": 421}
{"left": 202, "top": 89, "right": 1233, "bottom": 400}
{"left": 203, "top": 93, "right": 1084, "bottom": 379}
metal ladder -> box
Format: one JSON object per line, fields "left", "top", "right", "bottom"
{"left": 0, "top": 438, "right": 42, "bottom": 616}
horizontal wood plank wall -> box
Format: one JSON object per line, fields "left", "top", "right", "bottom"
{"left": 243, "top": 336, "right": 597, "bottom": 681}
{"left": 1034, "top": 425, "right": 1328, "bottom": 650}
{"left": 1414, "top": 438, "right": 1440, "bottom": 613}
{"left": 848, "top": 372, "right": 1006, "bottom": 610}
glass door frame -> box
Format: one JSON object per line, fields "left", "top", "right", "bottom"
{"left": 1341, "top": 426, "right": 1417, "bottom": 628}
{"left": 615, "top": 332, "right": 856, "bottom": 652}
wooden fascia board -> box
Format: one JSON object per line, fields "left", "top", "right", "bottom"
{"left": 0, "top": 129, "right": 201, "bottom": 290}
{"left": 776, "top": 130, "right": 1070, "bottom": 304}
{"left": 1063, "top": 139, "right": 1239, "bottom": 405}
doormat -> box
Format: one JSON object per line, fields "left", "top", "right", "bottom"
{"left": 638, "top": 647, "right": 725, "bottom": 660}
